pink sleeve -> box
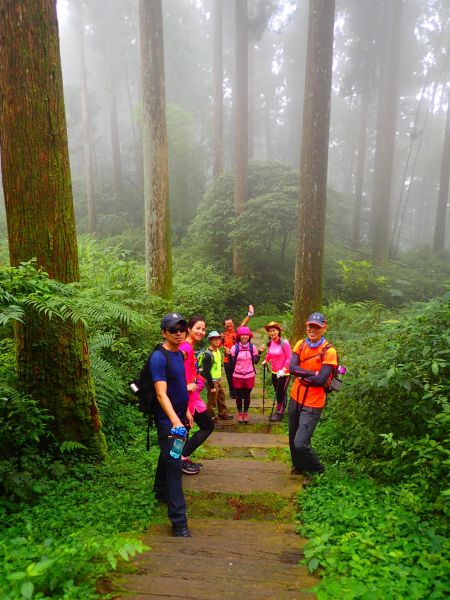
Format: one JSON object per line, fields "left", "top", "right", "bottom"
{"left": 282, "top": 340, "right": 292, "bottom": 370}
{"left": 180, "top": 342, "right": 195, "bottom": 383}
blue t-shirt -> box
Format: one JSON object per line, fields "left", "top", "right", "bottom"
{"left": 149, "top": 348, "right": 188, "bottom": 428}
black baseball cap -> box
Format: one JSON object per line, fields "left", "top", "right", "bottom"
{"left": 160, "top": 313, "right": 187, "bottom": 330}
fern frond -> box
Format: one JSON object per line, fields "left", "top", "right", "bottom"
{"left": 72, "top": 296, "right": 147, "bottom": 328}
{"left": 20, "top": 296, "right": 86, "bottom": 325}
{"left": 0, "top": 304, "right": 25, "bottom": 325}
{"left": 90, "top": 354, "right": 127, "bottom": 417}
{"left": 89, "top": 332, "right": 116, "bottom": 353}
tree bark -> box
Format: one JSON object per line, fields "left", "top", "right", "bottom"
{"left": 75, "top": 0, "right": 96, "bottom": 235}
{"left": 233, "top": 0, "right": 248, "bottom": 276}
{"left": 0, "top": 0, "right": 106, "bottom": 457}
{"left": 139, "top": 0, "right": 172, "bottom": 298}
{"left": 292, "top": 0, "right": 335, "bottom": 341}
{"left": 433, "top": 83, "right": 450, "bottom": 253}
{"left": 109, "top": 63, "right": 124, "bottom": 209}
{"left": 371, "top": 0, "right": 402, "bottom": 264}
{"left": 213, "top": 0, "right": 224, "bottom": 177}
{"left": 352, "top": 90, "right": 369, "bottom": 247}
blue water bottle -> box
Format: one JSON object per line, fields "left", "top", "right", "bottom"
{"left": 169, "top": 426, "right": 187, "bottom": 459}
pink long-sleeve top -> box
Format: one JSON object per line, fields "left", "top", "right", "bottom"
{"left": 265, "top": 338, "right": 292, "bottom": 373}
{"left": 179, "top": 340, "right": 206, "bottom": 414}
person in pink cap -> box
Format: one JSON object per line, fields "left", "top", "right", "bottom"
{"left": 230, "top": 326, "right": 263, "bottom": 423}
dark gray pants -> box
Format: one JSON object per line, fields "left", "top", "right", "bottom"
{"left": 288, "top": 399, "right": 325, "bottom": 474}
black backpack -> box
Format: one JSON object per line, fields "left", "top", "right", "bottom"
{"left": 129, "top": 344, "right": 179, "bottom": 450}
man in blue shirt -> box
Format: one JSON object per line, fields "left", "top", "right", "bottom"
{"left": 150, "top": 312, "right": 193, "bottom": 537}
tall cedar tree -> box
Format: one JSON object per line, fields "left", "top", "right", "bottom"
{"left": 139, "top": 0, "right": 172, "bottom": 297}
{"left": 75, "top": 0, "right": 96, "bottom": 234}
{"left": 433, "top": 83, "right": 450, "bottom": 253}
{"left": 213, "top": 0, "right": 224, "bottom": 177}
{"left": 233, "top": 0, "right": 248, "bottom": 276}
{"left": 0, "top": 0, "right": 106, "bottom": 457}
{"left": 292, "top": 0, "right": 335, "bottom": 340}
{"left": 371, "top": 0, "right": 402, "bottom": 264}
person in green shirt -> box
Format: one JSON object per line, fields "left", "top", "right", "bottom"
{"left": 202, "top": 331, "right": 233, "bottom": 424}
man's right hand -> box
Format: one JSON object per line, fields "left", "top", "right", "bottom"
{"left": 171, "top": 419, "right": 185, "bottom": 431}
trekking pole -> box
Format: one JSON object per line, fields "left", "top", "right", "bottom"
{"left": 267, "top": 391, "right": 278, "bottom": 433}
{"left": 262, "top": 363, "right": 266, "bottom": 414}
{"left": 281, "top": 375, "right": 292, "bottom": 414}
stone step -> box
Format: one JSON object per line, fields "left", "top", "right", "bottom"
{"left": 183, "top": 459, "right": 297, "bottom": 496}
{"left": 207, "top": 431, "right": 288, "bottom": 448}
{"left": 114, "top": 519, "right": 316, "bottom": 599}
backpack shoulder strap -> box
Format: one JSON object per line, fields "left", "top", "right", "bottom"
{"left": 298, "top": 339, "right": 307, "bottom": 363}
{"left": 320, "top": 343, "right": 333, "bottom": 361}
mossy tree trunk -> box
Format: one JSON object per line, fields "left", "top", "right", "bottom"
{"left": 139, "top": 0, "right": 172, "bottom": 298}
{"left": 292, "top": 0, "right": 335, "bottom": 341}
{"left": 0, "top": 0, "right": 106, "bottom": 458}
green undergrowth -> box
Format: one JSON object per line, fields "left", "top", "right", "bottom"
{"left": 294, "top": 295, "right": 450, "bottom": 599}
{"left": 0, "top": 436, "right": 160, "bottom": 600}
{"left": 297, "top": 467, "right": 450, "bottom": 600}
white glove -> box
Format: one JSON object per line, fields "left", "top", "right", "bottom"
{"left": 276, "top": 369, "right": 286, "bottom": 378}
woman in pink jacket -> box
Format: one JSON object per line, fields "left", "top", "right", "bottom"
{"left": 230, "top": 326, "right": 263, "bottom": 423}
{"left": 262, "top": 321, "right": 292, "bottom": 422}
{"left": 179, "top": 315, "right": 215, "bottom": 474}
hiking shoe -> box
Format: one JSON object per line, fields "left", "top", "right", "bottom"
{"left": 269, "top": 411, "right": 283, "bottom": 422}
{"left": 290, "top": 467, "right": 303, "bottom": 475}
{"left": 237, "top": 413, "right": 244, "bottom": 423}
{"left": 182, "top": 457, "right": 203, "bottom": 469}
{"left": 181, "top": 460, "right": 201, "bottom": 475}
{"left": 172, "top": 524, "right": 191, "bottom": 537}
{"left": 219, "top": 413, "right": 234, "bottom": 420}
{"left": 242, "top": 412, "right": 249, "bottom": 423}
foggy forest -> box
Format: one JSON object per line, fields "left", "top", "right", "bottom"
{"left": 0, "top": 0, "right": 449, "bottom": 598}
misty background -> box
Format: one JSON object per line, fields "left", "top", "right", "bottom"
{"left": 0, "top": 0, "right": 449, "bottom": 307}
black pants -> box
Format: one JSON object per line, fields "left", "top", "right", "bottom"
{"left": 235, "top": 388, "right": 251, "bottom": 413}
{"left": 224, "top": 361, "right": 235, "bottom": 399}
{"left": 288, "top": 400, "right": 325, "bottom": 474}
{"left": 153, "top": 425, "right": 187, "bottom": 527}
{"left": 183, "top": 409, "right": 215, "bottom": 457}
{"left": 271, "top": 374, "right": 290, "bottom": 412}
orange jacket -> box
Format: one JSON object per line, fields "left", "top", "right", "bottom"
{"left": 290, "top": 339, "right": 338, "bottom": 408}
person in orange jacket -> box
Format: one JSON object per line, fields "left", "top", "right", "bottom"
{"left": 288, "top": 312, "right": 338, "bottom": 485}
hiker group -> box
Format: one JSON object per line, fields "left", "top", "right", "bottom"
{"left": 143, "top": 307, "right": 339, "bottom": 538}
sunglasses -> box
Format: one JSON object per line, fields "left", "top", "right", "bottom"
{"left": 166, "top": 326, "right": 187, "bottom": 334}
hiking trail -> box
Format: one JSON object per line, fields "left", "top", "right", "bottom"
{"left": 111, "top": 331, "right": 317, "bottom": 599}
